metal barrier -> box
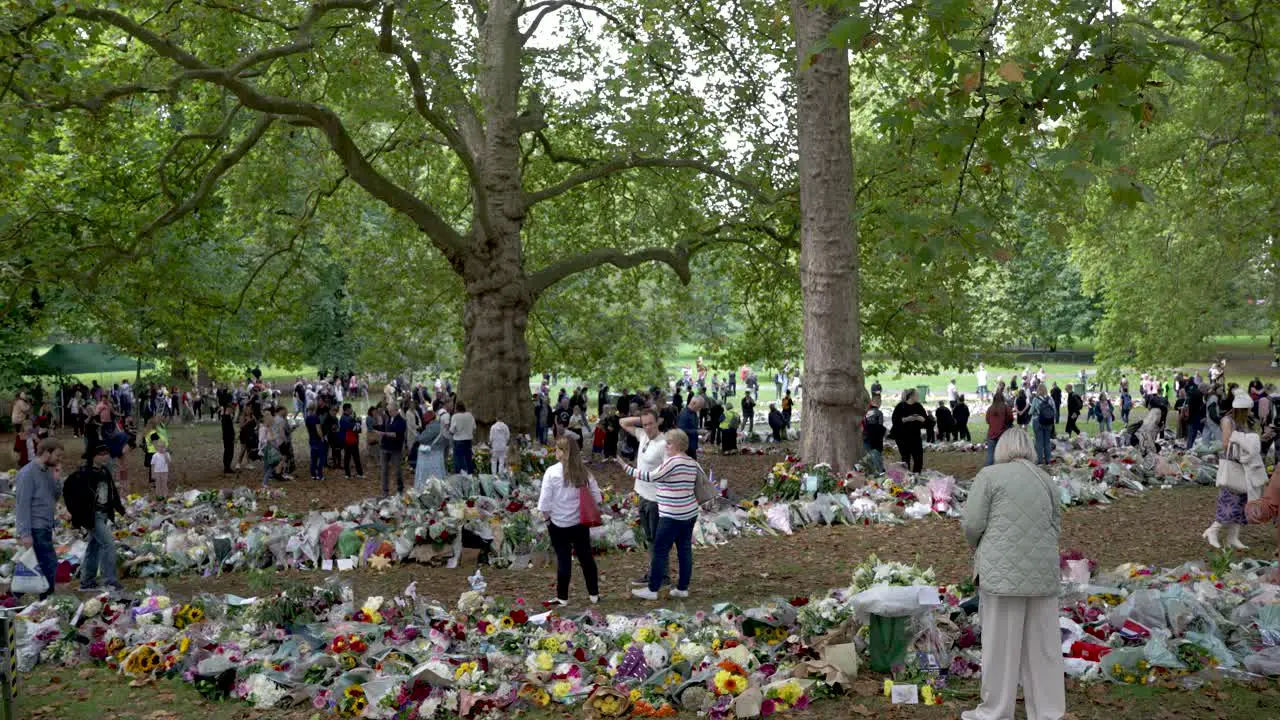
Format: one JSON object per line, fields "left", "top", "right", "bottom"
{"left": 0, "top": 607, "right": 15, "bottom": 720}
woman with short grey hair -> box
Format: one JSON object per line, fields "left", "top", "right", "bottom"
{"left": 960, "top": 429, "right": 1065, "bottom": 720}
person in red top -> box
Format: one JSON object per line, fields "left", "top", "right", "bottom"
{"left": 1246, "top": 465, "right": 1280, "bottom": 583}
{"left": 984, "top": 391, "right": 1015, "bottom": 467}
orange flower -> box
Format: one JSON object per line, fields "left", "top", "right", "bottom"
{"left": 717, "top": 659, "right": 747, "bottom": 676}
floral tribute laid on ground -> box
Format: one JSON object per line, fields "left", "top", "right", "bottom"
{"left": 0, "top": 429, "right": 1229, "bottom": 592}
{"left": 11, "top": 549, "right": 1280, "bottom": 719}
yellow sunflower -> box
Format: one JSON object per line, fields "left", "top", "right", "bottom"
{"left": 713, "top": 670, "right": 746, "bottom": 696}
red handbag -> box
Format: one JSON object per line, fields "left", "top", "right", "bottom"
{"left": 578, "top": 486, "right": 602, "bottom": 528}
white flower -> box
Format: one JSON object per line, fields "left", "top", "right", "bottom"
{"left": 362, "top": 596, "right": 385, "bottom": 613}
{"left": 643, "top": 643, "right": 669, "bottom": 669}
{"left": 419, "top": 697, "right": 442, "bottom": 718}
{"left": 677, "top": 642, "right": 708, "bottom": 663}
{"left": 247, "top": 673, "right": 287, "bottom": 708}
{"left": 81, "top": 598, "right": 103, "bottom": 618}
{"left": 457, "top": 591, "right": 484, "bottom": 614}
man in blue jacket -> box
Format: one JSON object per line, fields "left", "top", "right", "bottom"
{"left": 380, "top": 404, "right": 408, "bottom": 497}
{"left": 678, "top": 395, "right": 704, "bottom": 460}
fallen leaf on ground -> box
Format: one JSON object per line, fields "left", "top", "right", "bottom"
{"left": 851, "top": 704, "right": 874, "bottom": 716}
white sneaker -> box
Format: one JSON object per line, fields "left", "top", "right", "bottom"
{"left": 669, "top": 589, "right": 689, "bottom": 598}
{"left": 589, "top": 595, "right": 600, "bottom": 604}
{"left": 631, "top": 588, "right": 658, "bottom": 601}
{"left": 545, "top": 598, "right": 568, "bottom": 607}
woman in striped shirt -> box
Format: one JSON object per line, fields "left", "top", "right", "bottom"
{"left": 617, "top": 429, "right": 701, "bottom": 600}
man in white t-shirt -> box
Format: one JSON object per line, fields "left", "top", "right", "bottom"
{"left": 449, "top": 402, "right": 477, "bottom": 475}
{"left": 489, "top": 419, "right": 511, "bottom": 475}
{"left": 976, "top": 364, "right": 989, "bottom": 402}
{"left": 619, "top": 408, "right": 667, "bottom": 586}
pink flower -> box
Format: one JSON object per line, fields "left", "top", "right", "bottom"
{"left": 761, "top": 699, "right": 777, "bottom": 716}
{"left": 794, "top": 695, "right": 810, "bottom": 710}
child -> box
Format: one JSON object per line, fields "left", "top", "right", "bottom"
{"left": 490, "top": 418, "right": 510, "bottom": 475}
{"left": 105, "top": 420, "right": 135, "bottom": 496}
{"left": 150, "top": 439, "right": 172, "bottom": 499}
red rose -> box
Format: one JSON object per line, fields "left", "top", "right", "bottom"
{"left": 510, "top": 609, "right": 529, "bottom": 625}
{"left": 574, "top": 648, "right": 588, "bottom": 662}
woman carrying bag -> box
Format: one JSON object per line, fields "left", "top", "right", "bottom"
{"left": 537, "top": 436, "right": 602, "bottom": 606}
{"left": 1205, "top": 393, "right": 1269, "bottom": 550}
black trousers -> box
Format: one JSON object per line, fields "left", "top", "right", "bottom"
{"left": 900, "top": 444, "right": 923, "bottom": 473}
{"left": 223, "top": 433, "right": 235, "bottom": 472}
{"left": 1065, "top": 414, "right": 1081, "bottom": 437}
{"left": 344, "top": 442, "right": 364, "bottom": 477}
{"left": 548, "top": 522, "right": 599, "bottom": 601}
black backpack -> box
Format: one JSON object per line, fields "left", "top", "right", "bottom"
{"left": 1037, "top": 398, "right": 1056, "bottom": 426}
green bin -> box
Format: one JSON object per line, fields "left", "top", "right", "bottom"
{"left": 867, "top": 613, "right": 910, "bottom": 673}
{"left": 915, "top": 385, "right": 930, "bottom": 401}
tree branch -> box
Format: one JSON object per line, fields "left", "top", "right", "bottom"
{"left": 525, "top": 153, "right": 774, "bottom": 206}
{"left": 69, "top": 5, "right": 470, "bottom": 260}
{"left": 528, "top": 243, "right": 690, "bottom": 296}
{"left": 517, "top": 0, "right": 679, "bottom": 80}
{"left": 951, "top": 0, "right": 1003, "bottom": 216}
{"left": 139, "top": 113, "right": 276, "bottom": 241}
{"left": 157, "top": 103, "right": 244, "bottom": 203}
{"left": 37, "top": 82, "right": 168, "bottom": 113}
{"left": 376, "top": 2, "right": 490, "bottom": 239}
{"left": 227, "top": 0, "right": 377, "bottom": 75}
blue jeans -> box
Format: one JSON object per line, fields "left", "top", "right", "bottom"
{"left": 30, "top": 528, "right": 58, "bottom": 599}
{"left": 648, "top": 517, "right": 695, "bottom": 592}
{"left": 1034, "top": 424, "right": 1053, "bottom": 464}
{"left": 453, "top": 439, "right": 474, "bottom": 475}
{"left": 309, "top": 442, "right": 327, "bottom": 478}
{"left": 80, "top": 512, "right": 118, "bottom": 588}
{"left": 986, "top": 438, "right": 997, "bottom": 466}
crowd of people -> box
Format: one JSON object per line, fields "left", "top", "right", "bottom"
{"left": 864, "top": 363, "right": 1280, "bottom": 476}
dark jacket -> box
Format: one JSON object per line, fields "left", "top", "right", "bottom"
{"left": 1067, "top": 393, "right": 1083, "bottom": 416}
{"left": 63, "top": 463, "right": 125, "bottom": 530}
{"left": 381, "top": 414, "right": 408, "bottom": 451}
{"left": 768, "top": 408, "right": 785, "bottom": 430}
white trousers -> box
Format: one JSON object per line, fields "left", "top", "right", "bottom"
{"left": 962, "top": 592, "right": 1066, "bottom": 720}
{"left": 491, "top": 446, "right": 507, "bottom": 476}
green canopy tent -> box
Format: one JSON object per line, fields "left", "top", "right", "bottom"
{"left": 26, "top": 344, "right": 153, "bottom": 425}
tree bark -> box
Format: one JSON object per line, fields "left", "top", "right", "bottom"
{"left": 457, "top": 268, "right": 533, "bottom": 440}
{"left": 792, "top": 0, "right": 866, "bottom": 470}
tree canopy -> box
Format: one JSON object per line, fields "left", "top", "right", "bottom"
{"left": 0, "top": 0, "right": 1275, "bottom": 399}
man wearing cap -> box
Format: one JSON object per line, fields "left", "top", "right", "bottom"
{"left": 63, "top": 442, "right": 127, "bottom": 592}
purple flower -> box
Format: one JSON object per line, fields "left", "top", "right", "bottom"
{"left": 794, "top": 695, "right": 810, "bottom": 710}
{"left": 761, "top": 699, "right": 777, "bottom": 716}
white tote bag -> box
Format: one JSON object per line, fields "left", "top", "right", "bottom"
{"left": 12, "top": 547, "right": 49, "bottom": 595}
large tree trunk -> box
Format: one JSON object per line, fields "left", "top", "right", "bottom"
{"left": 457, "top": 285, "right": 533, "bottom": 439}
{"left": 455, "top": 0, "right": 534, "bottom": 441}
{"left": 793, "top": 0, "right": 866, "bottom": 470}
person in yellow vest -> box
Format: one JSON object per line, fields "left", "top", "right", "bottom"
{"left": 142, "top": 418, "right": 169, "bottom": 487}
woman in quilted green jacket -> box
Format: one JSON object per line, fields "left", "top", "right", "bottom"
{"left": 960, "top": 428, "right": 1064, "bottom": 720}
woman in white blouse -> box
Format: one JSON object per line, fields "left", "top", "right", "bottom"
{"left": 537, "top": 436, "right": 603, "bottom": 606}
